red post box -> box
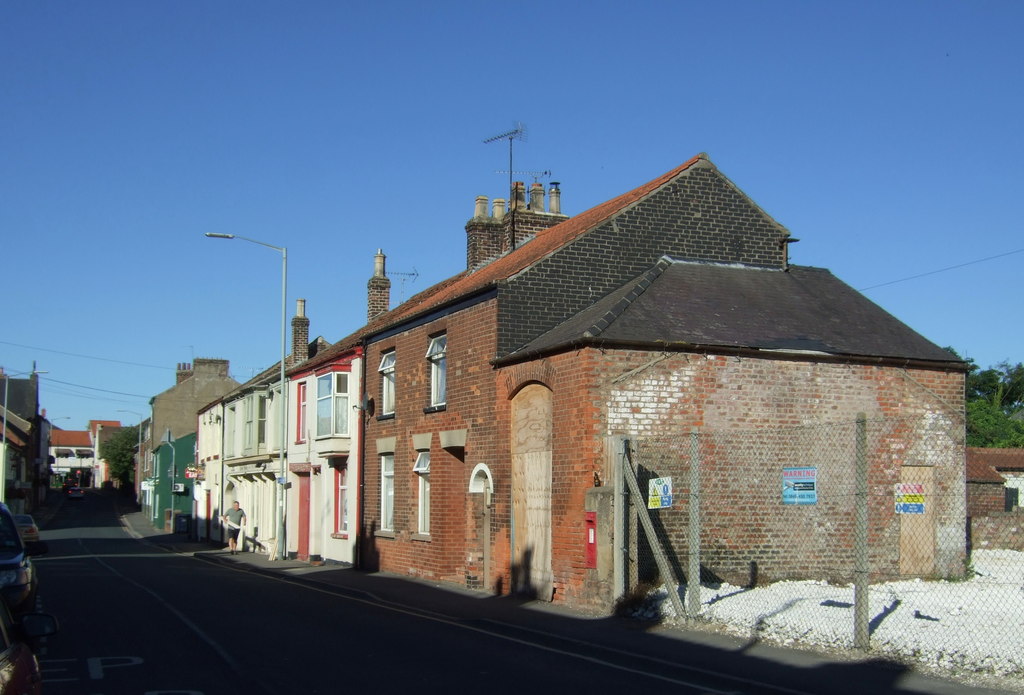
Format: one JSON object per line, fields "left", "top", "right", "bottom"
{"left": 585, "top": 511, "right": 597, "bottom": 568}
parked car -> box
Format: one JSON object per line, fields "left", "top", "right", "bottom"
{"left": 65, "top": 486, "right": 84, "bottom": 499}
{"left": 12, "top": 515, "right": 39, "bottom": 544}
{"left": 0, "top": 596, "right": 58, "bottom": 695}
{"left": 0, "top": 504, "right": 46, "bottom": 614}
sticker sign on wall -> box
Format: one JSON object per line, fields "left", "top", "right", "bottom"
{"left": 782, "top": 467, "right": 818, "bottom": 505}
{"left": 648, "top": 477, "right": 673, "bottom": 509}
{"left": 895, "top": 483, "right": 925, "bottom": 514}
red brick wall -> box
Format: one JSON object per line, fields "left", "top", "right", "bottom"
{"left": 361, "top": 299, "right": 507, "bottom": 588}
{"left": 968, "top": 482, "right": 1005, "bottom": 517}
{"left": 498, "top": 349, "right": 966, "bottom": 609}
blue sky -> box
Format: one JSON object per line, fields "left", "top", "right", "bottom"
{"left": 2, "top": 1, "right": 1021, "bottom": 430}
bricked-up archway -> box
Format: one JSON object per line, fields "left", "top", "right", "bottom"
{"left": 510, "top": 383, "right": 553, "bottom": 599}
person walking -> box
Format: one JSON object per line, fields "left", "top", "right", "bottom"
{"left": 222, "top": 501, "right": 246, "bottom": 555}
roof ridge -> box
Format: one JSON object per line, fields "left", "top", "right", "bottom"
{"left": 582, "top": 256, "right": 674, "bottom": 338}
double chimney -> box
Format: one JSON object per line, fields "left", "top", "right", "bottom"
{"left": 363, "top": 183, "right": 568, "bottom": 319}
{"left": 465, "top": 181, "right": 567, "bottom": 271}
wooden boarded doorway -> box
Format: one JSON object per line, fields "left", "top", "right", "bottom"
{"left": 511, "top": 384, "right": 553, "bottom": 599}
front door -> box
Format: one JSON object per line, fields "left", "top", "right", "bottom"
{"left": 297, "top": 473, "right": 311, "bottom": 561}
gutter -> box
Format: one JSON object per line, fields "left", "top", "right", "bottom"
{"left": 492, "top": 337, "right": 969, "bottom": 373}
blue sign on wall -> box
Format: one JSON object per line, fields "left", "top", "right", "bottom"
{"left": 782, "top": 467, "right": 818, "bottom": 505}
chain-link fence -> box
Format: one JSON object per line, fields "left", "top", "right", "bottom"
{"left": 618, "top": 414, "right": 1024, "bottom": 677}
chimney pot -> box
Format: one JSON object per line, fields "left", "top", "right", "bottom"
{"left": 548, "top": 182, "right": 561, "bottom": 215}
{"left": 512, "top": 181, "right": 526, "bottom": 211}
{"left": 492, "top": 199, "right": 506, "bottom": 221}
{"left": 474, "top": 195, "right": 488, "bottom": 219}
{"left": 529, "top": 183, "right": 544, "bottom": 211}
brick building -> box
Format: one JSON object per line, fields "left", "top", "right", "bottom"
{"left": 339, "top": 154, "right": 966, "bottom": 611}
{"left": 966, "top": 447, "right": 1024, "bottom": 552}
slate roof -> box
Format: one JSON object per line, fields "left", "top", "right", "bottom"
{"left": 509, "top": 258, "right": 960, "bottom": 364}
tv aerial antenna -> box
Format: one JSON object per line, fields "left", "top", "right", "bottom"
{"left": 484, "top": 122, "right": 527, "bottom": 249}
{"left": 390, "top": 267, "right": 419, "bottom": 303}
{"left": 496, "top": 169, "right": 552, "bottom": 184}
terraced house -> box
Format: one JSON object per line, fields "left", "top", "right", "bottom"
{"left": 334, "top": 153, "right": 965, "bottom": 612}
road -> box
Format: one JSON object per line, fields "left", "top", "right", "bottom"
{"left": 29, "top": 488, "right": 1018, "bottom": 695}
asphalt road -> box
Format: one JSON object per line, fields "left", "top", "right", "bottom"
{"left": 27, "top": 489, "right": 1020, "bottom": 695}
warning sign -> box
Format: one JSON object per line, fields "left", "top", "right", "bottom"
{"left": 648, "top": 477, "right": 673, "bottom": 509}
{"left": 782, "top": 467, "right": 818, "bottom": 505}
{"left": 895, "top": 483, "right": 925, "bottom": 514}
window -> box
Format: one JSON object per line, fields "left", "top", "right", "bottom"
{"left": 426, "top": 335, "right": 447, "bottom": 407}
{"left": 414, "top": 452, "right": 430, "bottom": 534}
{"left": 296, "top": 382, "right": 307, "bottom": 443}
{"left": 241, "top": 393, "right": 267, "bottom": 454}
{"left": 316, "top": 372, "right": 350, "bottom": 437}
{"left": 381, "top": 454, "right": 394, "bottom": 531}
{"left": 336, "top": 465, "right": 349, "bottom": 533}
{"left": 379, "top": 351, "right": 396, "bottom": 415}
{"left": 225, "top": 405, "right": 236, "bottom": 457}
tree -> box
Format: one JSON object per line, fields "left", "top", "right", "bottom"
{"left": 950, "top": 349, "right": 1024, "bottom": 447}
{"left": 100, "top": 425, "right": 139, "bottom": 488}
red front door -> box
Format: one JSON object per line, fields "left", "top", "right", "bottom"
{"left": 297, "top": 473, "right": 311, "bottom": 560}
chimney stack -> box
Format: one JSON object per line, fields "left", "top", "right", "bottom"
{"left": 367, "top": 249, "right": 391, "bottom": 320}
{"left": 176, "top": 362, "right": 193, "bottom": 384}
{"left": 291, "top": 298, "right": 310, "bottom": 365}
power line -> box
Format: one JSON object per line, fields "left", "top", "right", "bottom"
{"left": 859, "top": 248, "right": 1024, "bottom": 291}
{"left": 0, "top": 341, "right": 173, "bottom": 370}
{"left": 40, "top": 376, "right": 151, "bottom": 398}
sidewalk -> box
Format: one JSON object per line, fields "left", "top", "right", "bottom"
{"left": 114, "top": 500, "right": 527, "bottom": 624}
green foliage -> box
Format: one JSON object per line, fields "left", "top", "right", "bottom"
{"left": 949, "top": 348, "right": 1024, "bottom": 448}
{"left": 966, "top": 399, "right": 1024, "bottom": 447}
{"left": 99, "top": 425, "right": 139, "bottom": 486}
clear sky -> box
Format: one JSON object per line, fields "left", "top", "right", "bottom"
{"left": 2, "top": 1, "right": 1021, "bottom": 431}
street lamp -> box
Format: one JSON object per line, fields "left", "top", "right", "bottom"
{"left": 205, "top": 232, "right": 288, "bottom": 561}
{"left": 1, "top": 368, "right": 47, "bottom": 504}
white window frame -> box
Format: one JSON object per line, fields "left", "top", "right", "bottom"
{"left": 414, "top": 451, "right": 430, "bottom": 534}
{"left": 336, "top": 465, "right": 348, "bottom": 533}
{"left": 225, "top": 404, "right": 237, "bottom": 457}
{"left": 426, "top": 335, "right": 447, "bottom": 407}
{"left": 381, "top": 454, "right": 394, "bottom": 531}
{"left": 296, "top": 381, "right": 308, "bottom": 443}
{"left": 316, "top": 372, "right": 350, "bottom": 437}
{"left": 379, "top": 352, "right": 396, "bottom": 415}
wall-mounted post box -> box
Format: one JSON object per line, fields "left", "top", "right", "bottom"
{"left": 585, "top": 511, "right": 597, "bottom": 569}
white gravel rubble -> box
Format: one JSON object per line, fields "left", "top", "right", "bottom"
{"left": 635, "top": 549, "right": 1024, "bottom": 678}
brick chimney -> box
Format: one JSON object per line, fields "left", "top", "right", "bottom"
{"left": 291, "top": 298, "right": 310, "bottom": 365}
{"left": 367, "top": 249, "right": 391, "bottom": 320}
{"left": 466, "top": 182, "right": 569, "bottom": 271}
{"left": 176, "top": 362, "right": 193, "bottom": 384}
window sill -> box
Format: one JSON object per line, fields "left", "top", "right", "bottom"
{"left": 376, "top": 413, "right": 396, "bottom": 422}
{"left": 374, "top": 529, "right": 395, "bottom": 539}
{"left": 411, "top": 533, "right": 431, "bottom": 542}
{"left": 422, "top": 404, "right": 446, "bottom": 414}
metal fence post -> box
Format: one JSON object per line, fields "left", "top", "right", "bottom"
{"left": 687, "top": 427, "right": 701, "bottom": 617}
{"left": 854, "top": 413, "right": 870, "bottom": 650}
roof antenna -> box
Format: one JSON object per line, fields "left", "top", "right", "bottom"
{"left": 484, "top": 122, "right": 527, "bottom": 249}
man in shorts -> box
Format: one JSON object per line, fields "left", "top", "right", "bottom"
{"left": 222, "top": 501, "right": 246, "bottom": 555}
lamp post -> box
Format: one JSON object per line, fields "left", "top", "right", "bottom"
{"left": 1, "top": 368, "right": 47, "bottom": 504}
{"left": 205, "top": 232, "right": 288, "bottom": 560}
